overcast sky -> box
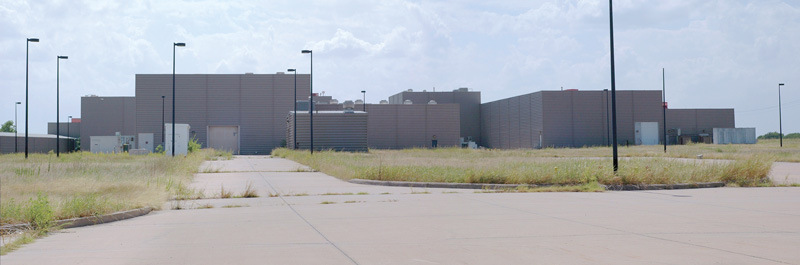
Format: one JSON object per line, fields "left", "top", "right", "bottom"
{"left": 2, "top": 0, "right": 799, "bottom": 136}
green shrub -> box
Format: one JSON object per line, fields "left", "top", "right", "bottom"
{"left": 188, "top": 137, "right": 202, "bottom": 153}
{"left": 25, "top": 193, "right": 54, "bottom": 230}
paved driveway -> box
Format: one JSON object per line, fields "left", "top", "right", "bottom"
{"left": 3, "top": 156, "right": 799, "bottom": 264}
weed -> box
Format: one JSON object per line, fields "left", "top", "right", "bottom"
{"left": 320, "top": 201, "right": 336, "bottom": 204}
{"left": 380, "top": 192, "right": 391, "bottom": 195}
{"left": 356, "top": 192, "right": 369, "bottom": 195}
{"left": 240, "top": 182, "right": 259, "bottom": 198}
{"left": 219, "top": 185, "right": 233, "bottom": 199}
{"left": 25, "top": 193, "right": 54, "bottom": 230}
{"left": 197, "top": 203, "right": 214, "bottom": 209}
{"left": 321, "top": 192, "right": 354, "bottom": 196}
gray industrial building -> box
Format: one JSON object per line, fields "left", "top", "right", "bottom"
{"left": 0, "top": 132, "right": 75, "bottom": 154}
{"left": 389, "top": 88, "right": 480, "bottom": 145}
{"left": 74, "top": 73, "right": 742, "bottom": 154}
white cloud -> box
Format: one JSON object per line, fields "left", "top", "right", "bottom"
{"left": 1, "top": 0, "right": 799, "bottom": 136}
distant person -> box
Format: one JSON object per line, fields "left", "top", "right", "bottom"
{"left": 432, "top": 135, "right": 438, "bottom": 148}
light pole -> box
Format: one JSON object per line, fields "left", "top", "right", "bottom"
{"left": 68, "top": 115, "right": 72, "bottom": 151}
{"left": 287, "top": 69, "right": 297, "bottom": 149}
{"left": 26, "top": 37, "right": 39, "bottom": 159}
{"left": 301, "top": 50, "right": 313, "bottom": 154}
{"left": 662, "top": 68, "right": 666, "bottom": 153}
{"left": 15, "top": 102, "right": 21, "bottom": 153}
{"left": 161, "top": 95, "right": 165, "bottom": 148}
{"left": 779, "top": 83, "right": 785, "bottom": 147}
{"left": 604, "top": 89, "right": 609, "bottom": 146}
{"left": 172, "top": 42, "right": 185, "bottom": 157}
{"left": 608, "top": 0, "right": 619, "bottom": 172}
{"left": 361, "top": 90, "right": 366, "bottom": 112}
{"left": 56, "top": 55, "right": 68, "bottom": 157}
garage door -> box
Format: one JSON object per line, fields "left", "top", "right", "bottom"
{"left": 208, "top": 126, "right": 239, "bottom": 154}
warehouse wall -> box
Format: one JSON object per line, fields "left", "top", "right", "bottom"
{"left": 666, "top": 109, "right": 735, "bottom": 135}
{"left": 367, "top": 104, "right": 460, "bottom": 149}
{"left": 481, "top": 92, "right": 543, "bottom": 149}
{"left": 482, "top": 90, "right": 663, "bottom": 149}
{"left": 135, "top": 74, "right": 310, "bottom": 155}
{"left": 47, "top": 122, "right": 81, "bottom": 138}
{"left": 0, "top": 133, "right": 76, "bottom": 154}
{"left": 388, "top": 90, "right": 481, "bottom": 145}
{"left": 81, "top": 96, "right": 136, "bottom": 152}
{"left": 289, "top": 111, "right": 368, "bottom": 152}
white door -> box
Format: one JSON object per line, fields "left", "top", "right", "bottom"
{"left": 635, "top": 122, "right": 659, "bottom": 145}
{"left": 208, "top": 126, "right": 239, "bottom": 154}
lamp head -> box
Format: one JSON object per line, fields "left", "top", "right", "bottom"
{"left": 162, "top": 96, "right": 165, "bottom": 99}
{"left": 301, "top": 50, "right": 312, "bottom": 54}
{"left": 779, "top": 83, "right": 785, "bottom": 86}
{"left": 174, "top": 42, "right": 186, "bottom": 47}
{"left": 361, "top": 90, "right": 366, "bottom": 93}
{"left": 58, "top": 56, "right": 68, "bottom": 59}
{"left": 287, "top": 69, "right": 296, "bottom": 72}
{"left": 27, "top": 38, "right": 39, "bottom": 42}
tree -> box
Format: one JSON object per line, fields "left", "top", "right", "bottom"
{"left": 0, "top": 120, "right": 14, "bottom": 132}
{"left": 757, "top": 132, "right": 782, "bottom": 140}
{"left": 786, "top": 133, "right": 800, "bottom": 139}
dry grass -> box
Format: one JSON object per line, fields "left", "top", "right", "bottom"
{"left": 272, "top": 143, "right": 777, "bottom": 187}
{"left": 0, "top": 149, "right": 222, "bottom": 226}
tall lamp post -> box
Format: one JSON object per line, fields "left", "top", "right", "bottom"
{"left": 68, "top": 115, "right": 72, "bottom": 151}
{"left": 287, "top": 69, "right": 297, "bottom": 149}
{"left": 361, "top": 90, "right": 366, "bottom": 112}
{"left": 662, "top": 68, "right": 667, "bottom": 153}
{"left": 301, "top": 50, "right": 313, "bottom": 154}
{"left": 172, "top": 42, "right": 185, "bottom": 157}
{"left": 15, "top": 102, "right": 21, "bottom": 153}
{"left": 161, "top": 95, "right": 165, "bottom": 147}
{"left": 779, "top": 83, "right": 785, "bottom": 147}
{"left": 608, "top": 0, "right": 619, "bottom": 172}
{"left": 56, "top": 55, "right": 68, "bottom": 157}
{"left": 25, "top": 37, "right": 39, "bottom": 159}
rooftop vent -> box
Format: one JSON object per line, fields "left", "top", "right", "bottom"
{"left": 246, "top": 72, "right": 255, "bottom": 75}
{"left": 355, "top": 99, "right": 364, "bottom": 105}
{"left": 343, "top": 100, "right": 355, "bottom": 113}
{"left": 407, "top": 89, "right": 413, "bottom": 92}
{"left": 403, "top": 99, "right": 413, "bottom": 105}
{"left": 455, "top": 87, "right": 469, "bottom": 92}
{"left": 379, "top": 100, "right": 389, "bottom": 104}
{"left": 428, "top": 100, "right": 437, "bottom": 104}
{"left": 330, "top": 99, "right": 339, "bottom": 104}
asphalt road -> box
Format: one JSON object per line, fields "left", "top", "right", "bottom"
{"left": 3, "top": 156, "right": 799, "bottom": 264}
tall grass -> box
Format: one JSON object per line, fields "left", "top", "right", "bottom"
{"left": 0, "top": 149, "right": 223, "bottom": 226}
{"left": 272, "top": 147, "right": 773, "bottom": 186}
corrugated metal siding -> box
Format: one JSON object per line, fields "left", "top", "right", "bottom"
{"left": 290, "top": 112, "right": 368, "bottom": 152}
{"left": 388, "top": 91, "right": 481, "bottom": 145}
{"left": 666, "top": 109, "right": 734, "bottom": 136}
{"left": 81, "top": 96, "right": 136, "bottom": 151}
{"left": 134, "top": 74, "right": 310, "bottom": 155}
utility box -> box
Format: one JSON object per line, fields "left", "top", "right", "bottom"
{"left": 635, "top": 122, "right": 659, "bottom": 145}
{"left": 138, "top": 133, "right": 154, "bottom": 152}
{"left": 165, "top": 123, "right": 191, "bottom": 156}
{"left": 713, "top": 128, "right": 756, "bottom": 144}
{"left": 90, "top": 136, "right": 118, "bottom": 153}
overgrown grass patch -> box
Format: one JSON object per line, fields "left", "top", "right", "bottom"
{"left": 0, "top": 149, "right": 225, "bottom": 226}
{"left": 272, "top": 147, "right": 774, "bottom": 187}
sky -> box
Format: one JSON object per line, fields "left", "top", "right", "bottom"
{"left": 1, "top": 0, "right": 799, "bottom": 136}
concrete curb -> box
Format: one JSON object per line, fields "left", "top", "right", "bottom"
{"left": 348, "top": 179, "right": 540, "bottom": 190}
{"left": 0, "top": 207, "right": 153, "bottom": 234}
{"left": 604, "top": 182, "right": 726, "bottom": 191}
{"left": 348, "top": 179, "right": 727, "bottom": 191}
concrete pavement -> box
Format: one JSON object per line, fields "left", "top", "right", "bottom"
{"left": 3, "top": 156, "right": 799, "bottom": 264}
